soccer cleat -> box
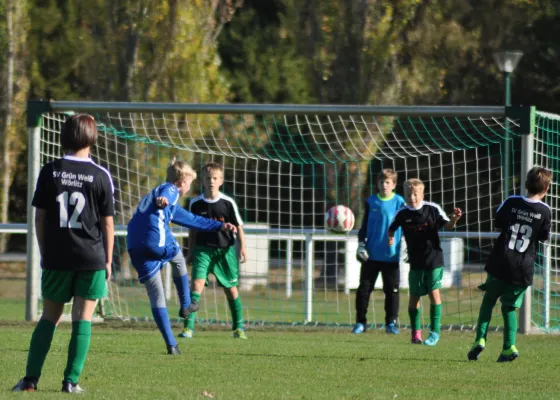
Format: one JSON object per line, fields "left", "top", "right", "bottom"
{"left": 352, "top": 323, "right": 366, "bottom": 334}
{"left": 11, "top": 378, "right": 37, "bottom": 392}
{"left": 423, "top": 331, "right": 440, "bottom": 347}
{"left": 385, "top": 322, "right": 399, "bottom": 335}
{"left": 467, "top": 338, "right": 486, "bottom": 361}
{"left": 61, "top": 381, "right": 85, "bottom": 393}
{"left": 179, "top": 300, "right": 200, "bottom": 319}
{"left": 232, "top": 328, "right": 248, "bottom": 339}
{"left": 178, "top": 328, "right": 194, "bottom": 338}
{"left": 167, "top": 344, "right": 181, "bottom": 355}
{"left": 411, "top": 330, "right": 422, "bottom": 344}
{"left": 497, "top": 345, "right": 519, "bottom": 362}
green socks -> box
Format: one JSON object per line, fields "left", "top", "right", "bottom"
{"left": 63, "top": 320, "right": 92, "bottom": 384}
{"left": 408, "top": 308, "right": 421, "bottom": 332}
{"left": 502, "top": 306, "right": 518, "bottom": 350}
{"left": 185, "top": 292, "right": 201, "bottom": 330}
{"left": 475, "top": 292, "right": 498, "bottom": 342}
{"left": 430, "top": 303, "right": 442, "bottom": 334}
{"left": 25, "top": 319, "right": 56, "bottom": 379}
{"left": 228, "top": 297, "right": 244, "bottom": 330}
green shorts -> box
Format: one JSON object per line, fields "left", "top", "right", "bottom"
{"left": 408, "top": 267, "right": 444, "bottom": 297}
{"left": 192, "top": 245, "right": 239, "bottom": 288}
{"left": 41, "top": 269, "right": 108, "bottom": 304}
{"left": 478, "top": 274, "right": 527, "bottom": 309}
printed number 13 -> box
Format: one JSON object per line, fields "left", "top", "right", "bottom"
{"left": 56, "top": 191, "right": 85, "bottom": 228}
{"left": 508, "top": 223, "right": 532, "bottom": 252}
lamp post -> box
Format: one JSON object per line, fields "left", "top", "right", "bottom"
{"left": 493, "top": 51, "right": 523, "bottom": 197}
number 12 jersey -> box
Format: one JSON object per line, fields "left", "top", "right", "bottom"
{"left": 485, "top": 195, "right": 551, "bottom": 287}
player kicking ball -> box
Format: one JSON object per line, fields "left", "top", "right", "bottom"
{"left": 127, "top": 158, "right": 236, "bottom": 355}
{"left": 468, "top": 167, "right": 551, "bottom": 362}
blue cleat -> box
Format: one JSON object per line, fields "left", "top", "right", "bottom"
{"left": 497, "top": 345, "right": 518, "bottom": 362}
{"left": 423, "top": 331, "right": 440, "bottom": 346}
{"left": 352, "top": 323, "right": 366, "bottom": 334}
{"left": 385, "top": 322, "right": 399, "bottom": 335}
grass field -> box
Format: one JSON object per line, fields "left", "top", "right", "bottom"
{"left": 1, "top": 321, "right": 560, "bottom": 399}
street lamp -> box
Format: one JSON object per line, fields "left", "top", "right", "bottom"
{"left": 493, "top": 50, "right": 523, "bottom": 197}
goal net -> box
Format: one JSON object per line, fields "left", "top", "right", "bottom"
{"left": 29, "top": 102, "right": 557, "bottom": 332}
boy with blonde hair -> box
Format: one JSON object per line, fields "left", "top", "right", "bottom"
{"left": 127, "top": 158, "right": 237, "bottom": 355}
{"left": 354, "top": 168, "right": 405, "bottom": 334}
{"left": 180, "top": 162, "right": 248, "bottom": 339}
{"left": 468, "top": 167, "right": 551, "bottom": 362}
{"left": 388, "top": 178, "right": 462, "bottom": 346}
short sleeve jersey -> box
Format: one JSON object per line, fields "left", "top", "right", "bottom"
{"left": 485, "top": 195, "right": 551, "bottom": 286}
{"left": 31, "top": 155, "right": 115, "bottom": 271}
{"left": 388, "top": 201, "right": 449, "bottom": 270}
{"left": 189, "top": 193, "right": 243, "bottom": 248}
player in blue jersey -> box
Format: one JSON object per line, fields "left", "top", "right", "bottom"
{"left": 127, "top": 158, "right": 237, "bottom": 355}
{"left": 353, "top": 169, "right": 405, "bottom": 335}
{"left": 388, "top": 178, "right": 462, "bottom": 346}
{"left": 468, "top": 167, "right": 551, "bottom": 362}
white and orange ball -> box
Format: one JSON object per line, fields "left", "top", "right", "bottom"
{"left": 325, "top": 205, "right": 355, "bottom": 233}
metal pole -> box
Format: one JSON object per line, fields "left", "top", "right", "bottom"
{"left": 304, "top": 235, "right": 314, "bottom": 322}
{"left": 286, "top": 240, "right": 293, "bottom": 298}
{"left": 504, "top": 72, "right": 511, "bottom": 197}
{"left": 543, "top": 242, "right": 551, "bottom": 329}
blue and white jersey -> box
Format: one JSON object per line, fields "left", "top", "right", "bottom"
{"left": 358, "top": 193, "right": 405, "bottom": 263}
{"left": 127, "top": 182, "right": 223, "bottom": 252}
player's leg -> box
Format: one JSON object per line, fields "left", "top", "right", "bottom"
{"left": 142, "top": 270, "right": 180, "bottom": 354}
{"left": 215, "top": 247, "right": 246, "bottom": 338}
{"left": 496, "top": 286, "right": 525, "bottom": 362}
{"left": 468, "top": 274, "right": 501, "bottom": 360}
{"left": 380, "top": 262, "right": 400, "bottom": 334}
{"left": 423, "top": 267, "right": 444, "bottom": 346}
{"left": 12, "top": 270, "right": 69, "bottom": 392}
{"left": 169, "top": 250, "right": 199, "bottom": 318}
{"left": 354, "top": 261, "right": 378, "bottom": 333}
{"left": 407, "top": 269, "right": 424, "bottom": 344}
{"left": 181, "top": 246, "right": 212, "bottom": 337}
{"left": 62, "top": 269, "right": 109, "bottom": 392}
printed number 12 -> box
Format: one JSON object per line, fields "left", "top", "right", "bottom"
{"left": 56, "top": 191, "right": 85, "bottom": 228}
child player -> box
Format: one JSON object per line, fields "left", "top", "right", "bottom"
{"left": 127, "top": 158, "right": 237, "bottom": 355}
{"left": 179, "top": 162, "right": 248, "bottom": 339}
{"left": 388, "top": 178, "right": 462, "bottom": 346}
{"left": 353, "top": 169, "right": 405, "bottom": 334}
{"left": 12, "top": 114, "right": 114, "bottom": 393}
{"left": 468, "top": 166, "right": 551, "bottom": 362}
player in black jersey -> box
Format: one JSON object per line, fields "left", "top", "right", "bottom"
{"left": 12, "top": 114, "right": 114, "bottom": 394}
{"left": 179, "top": 162, "right": 248, "bottom": 339}
{"left": 468, "top": 167, "right": 552, "bottom": 362}
{"left": 388, "top": 178, "right": 462, "bottom": 347}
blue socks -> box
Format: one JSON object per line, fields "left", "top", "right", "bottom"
{"left": 151, "top": 307, "right": 177, "bottom": 346}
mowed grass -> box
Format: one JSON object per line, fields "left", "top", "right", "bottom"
{"left": 1, "top": 321, "right": 560, "bottom": 399}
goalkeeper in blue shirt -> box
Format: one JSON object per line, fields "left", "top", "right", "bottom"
{"left": 353, "top": 169, "right": 405, "bottom": 334}
{"left": 127, "top": 158, "right": 236, "bottom": 355}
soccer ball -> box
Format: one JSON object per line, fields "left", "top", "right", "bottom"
{"left": 325, "top": 205, "right": 355, "bottom": 233}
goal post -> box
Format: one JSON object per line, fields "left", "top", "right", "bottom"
{"left": 24, "top": 100, "right": 556, "bottom": 334}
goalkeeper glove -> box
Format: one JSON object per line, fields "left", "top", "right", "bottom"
{"left": 356, "top": 242, "right": 369, "bottom": 262}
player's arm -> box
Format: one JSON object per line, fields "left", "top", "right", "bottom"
{"left": 357, "top": 202, "right": 369, "bottom": 262}
{"left": 387, "top": 212, "right": 402, "bottom": 246}
{"left": 35, "top": 208, "right": 46, "bottom": 259}
{"left": 237, "top": 225, "right": 248, "bottom": 263}
{"left": 100, "top": 216, "right": 115, "bottom": 282}
{"left": 155, "top": 185, "right": 179, "bottom": 209}
{"left": 171, "top": 205, "right": 237, "bottom": 233}
{"left": 444, "top": 208, "right": 462, "bottom": 230}
{"left": 538, "top": 208, "right": 552, "bottom": 242}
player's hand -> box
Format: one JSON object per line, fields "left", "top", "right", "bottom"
{"left": 156, "top": 196, "right": 169, "bottom": 209}
{"left": 239, "top": 247, "right": 248, "bottom": 263}
{"left": 388, "top": 236, "right": 395, "bottom": 246}
{"left": 105, "top": 262, "right": 112, "bottom": 282}
{"left": 221, "top": 222, "right": 237, "bottom": 234}
{"left": 356, "top": 242, "right": 369, "bottom": 262}
{"left": 451, "top": 208, "right": 462, "bottom": 221}
{"left": 186, "top": 252, "right": 193, "bottom": 266}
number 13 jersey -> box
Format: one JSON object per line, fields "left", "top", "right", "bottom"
{"left": 485, "top": 195, "right": 551, "bottom": 286}
{"left": 32, "top": 155, "right": 115, "bottom": 271}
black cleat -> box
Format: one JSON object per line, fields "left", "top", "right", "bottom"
{"left": 11, "top": 378, "right": 37, "bottom": 392}
{"left": 61, "top": 381, "right": 85, "bottom": 393}
{"left": 167, "top": 344, "right": 181, "bottom": 355}
{"left": 179, "top": 300, "right": 200, "bottom": 319}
